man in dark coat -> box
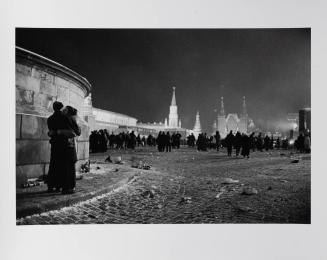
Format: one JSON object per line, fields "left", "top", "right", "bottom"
{"left": 241, "top": 133, "right": 251, "bottom": 158}
{"left": 234, "top": 131, "right": 242, "bottom": 156}
{"left": 264, "top": 135, "right": 270, "bottom": 151}
{"left": 130, "top": 131, "right": 136, "bottom": 150}
{"left": 249, "top": 132, "right": 255, "bottom": 152}
{"left": 165, "top": 132, "right": 172, "bottom": 152}
{"left": 256, "top": 133, "right": 263, "bottom": 152}
{"left": 225, "top": 130, "right": 234, "bottom": 156}
{"left": 47, "top": 101, "right": 66, "bottom": 192}
{"left": 214, "top": 131, "right": 221, "bottom": 151}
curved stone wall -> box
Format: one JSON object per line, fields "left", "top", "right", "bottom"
{"left": 16, "top": 47, "right": 91, "bottom": 187}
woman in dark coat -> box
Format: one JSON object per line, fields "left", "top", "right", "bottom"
{"left": 48, "top": 105, "right": 81, "bottom": 194}
{"left": 60, "top": 106, "right": 81, "bottom": 194}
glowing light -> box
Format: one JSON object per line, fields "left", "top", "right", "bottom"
{"left": 289, "top": 139, "right": 295, "bottom": 145}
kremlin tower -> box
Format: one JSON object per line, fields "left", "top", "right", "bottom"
{"left": 193, "top": 110, "right": 202, "bottom": 138}
{"left": 168, "top": 86, "right": 181, "bottom": 128}
{"left": 217, "top": 97, "right": 227, "bottom": 137}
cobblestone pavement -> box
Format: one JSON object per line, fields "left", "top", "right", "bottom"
{"left": 17, "top": 147, "right": 310, "bottom": 224}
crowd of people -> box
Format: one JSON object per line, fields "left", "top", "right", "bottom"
{"left": 185, "top": 130, "right": 311, "bottom": 158}
{"left": 89, "top": 129, "right": 157, "bottom": 153}
{"left": 89, "top": 129, "right": 185, "bottom": 153}
{"left": 156, "top": 131, "right": 182, "bottom": 152}
{"left": 89, "top": 128, "right": 311, "bottom": 157}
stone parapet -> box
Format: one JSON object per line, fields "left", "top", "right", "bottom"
{"left": 16, "top": 47, "right": 91, "bottom": 187}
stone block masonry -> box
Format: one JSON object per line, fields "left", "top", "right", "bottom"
{"left": 16, "top": 47, "right": 91, "bottom": 187}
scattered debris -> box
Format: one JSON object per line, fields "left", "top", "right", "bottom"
{"left": 76, "top": 173, "right": 83, "bottom": 180}
{"left": 80, "top": 160, "right": 90, "bottom": 173}
{"left": 89, "top": 164, "right": 107, "bottom": 175}
{"left": 21, "top": 178, "right": 45, "bottom": 188}
{"left": 142, "top": 189, "right": 155, "bottom": 198}
{"left": 235, "top": 205, "right": 252, "bottom": 213}
{"left": 132, "top": 161, "right": 151, "bottom": 170}
{"left": 105, "top": 155, "right": 123, "bottom": 164}
{"left": 241, "top": 187, "right": 258, "bottom": 195}
{"left": 221, "top": 178, "right": 239, "bottom": 184}
{"left": 180, "top": 196, "right": 192, "bottom": 204}
{"left": 216, "top": 186, "right": 227, "bottom": 199}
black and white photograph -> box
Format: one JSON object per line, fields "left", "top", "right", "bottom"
{"left": 1, "top": 0, "right": 327, "bottom": 260}
{"left": 15, "top": 28, "right": 311, "bottom": 225}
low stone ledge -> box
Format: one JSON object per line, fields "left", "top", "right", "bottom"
{"left": 16, "top": 164, "right": 44, "bottom": 187}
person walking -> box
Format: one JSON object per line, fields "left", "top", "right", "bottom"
{"left": 225, "top": 130, "right": 234, "bottom": 157}
{"left": 214, "top": 131, "right": 221, "bottom": 151}
{"left": 165, "top": 131, "right": 172, "bottom": 152}
{"left": 304, "top": 134, "right": 311, "bottom": 153}
{"left": 234, "top": 131, "right": 242, "bottom": 156}
{"left": 241, "top": 133, "right": 251, "bottom": 158}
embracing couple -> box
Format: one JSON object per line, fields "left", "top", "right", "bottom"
{"left": 47, "top": 101, "right": 81, "bottom": 194}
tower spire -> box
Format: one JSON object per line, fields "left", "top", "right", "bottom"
{"left": 242, "top": 96, "right": 247, "bottom": 116}
{"left": 220, "top": 96, "right": 225, "bottom": 116}
{"left": 168, "top": 86, "right": 178, "bottom": 128}
{"left": 171, "top": 86, "right": 176, "bottom": 106}
{"left": 193, "top": 110, "right": 202, "bottom": 138}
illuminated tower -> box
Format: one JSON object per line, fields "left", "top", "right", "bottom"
{"left": 217, "top": 97, "right": 227, "bottom": 138}
{"left": 168, "top": 86, "right": 179, "bottom": 128}
{"left": 239, "top": 96, "right": 248, "bottom": 134}
{"left": 193, "top": 110, "right": 202, "bottom": 138}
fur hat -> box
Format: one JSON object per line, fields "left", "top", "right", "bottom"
{"left": 53, "top": 101, "right": 63, "bottom": 111}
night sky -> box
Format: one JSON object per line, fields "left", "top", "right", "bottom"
{"left": 16, "top": 28, "right": 310, "bottom": 133}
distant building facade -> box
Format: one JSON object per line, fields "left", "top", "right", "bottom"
{"left": 83, "top": 86, "right": 191, "bottom": 137}
{"left": 134, "top": 87, "right": 191, "bottom": 137}
{"left": 299, "top": 108, "right": 311, "bottom": 135}
{"left": 216, "top": 96, "right": 249, "bottom": 138}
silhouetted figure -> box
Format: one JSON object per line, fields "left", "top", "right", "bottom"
{"left": 60, "top": 106, "right": 81, "bottom": 194}
{"left": 234, "top": 131, "right": 242, "bottom": 156}
{"left": 269, "top": 135, "right": 274, "bottom": 150}
{"left": 297, "top": 133, "right": 305, "bottom": 153}
{"left": 225, "top": 131, "right": 234, "bottom": 156}
{"left": 241, "top": 133, "right": 251, "bottom": 158}
{"left": 304, "top": 134, "right": 311, "bottom": 153}
{"left": 136, "top": 134, "right": 141, "bottom": 147}
{"left": 249, "top": 132, "right": 255, "bottom": 152}
{"left": 275, "top": 137, "right": 281, "bottom": 149}
{"left": 47, "top": 101, "right": 66, "bottom": 192}
{"left": 264, "top": 135, "right": 270, "bottom": 151}
{"left": 130, "top": 131, "right": 136, "bottom": 149}
{"left": 165, "top": 132, "right": 172, "bottom": 152}
{"left": 256, "top": 133, "right": 263, "bottom": 152}
{"left": 214, "top": 131, "right": 221, "bottom": 151}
